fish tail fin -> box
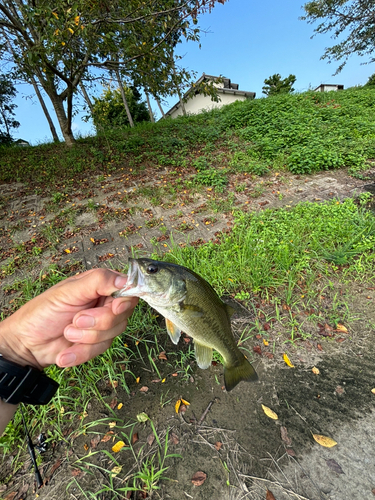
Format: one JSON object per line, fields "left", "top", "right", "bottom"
{"left": 224, "top": 356, "right": 258, "bottom": 392}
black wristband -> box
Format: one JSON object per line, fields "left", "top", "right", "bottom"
{"left": 0, "top": 356, "right": 59, "bottom": 405}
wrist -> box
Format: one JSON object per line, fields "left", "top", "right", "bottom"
{"left": 0, "top": 316, "right": 42, "bottom": 370}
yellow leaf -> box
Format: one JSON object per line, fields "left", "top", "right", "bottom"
{"left": 137, "top": 412, "right": 149, "bottom": 422}
{"left": 68, "top": 27, "right": 74, "bottom": 34}
{"left": 283, "top": 353, "right": 294, "bottom": 368}
{"left": 117, "top": 403, "right": 123, "bottom": 410}
{"left": 64, "top": 249, "right": 71, "bottom": 253}
{"left": 162, "top": 378, "right": 166, "bottom": 383}
{"left": 108, "top": 421, "right": 116, "bottom": 428}
{"left": 181, "top": 398, "right": 190, "bottom": 406}
{"left": 61, "top": 42, "right": 65, "bottom": 46}
{"left": 52, "top": 11, "right": 59, "bottom": 18}
{"left": 312, "top": 434, "right": 337, "bottom": 448}
{"left": 112, "top": 441, "right": 126, "bottom": 453}
{"left": 136, "top": 377, "right": 140, "bottom": 384}
{"left": 90, "top": 237, "right": 95, "bottom": 243}
{"left": 175, "top": 399, "right": 181, "bottom": 414}
{"left": 263, "top": 338, "right": 269, "bottom": 346}
{"left": 74, "top": 15, "right": 80, "bottom": 25}
{"left": 371, "top": 388, "right": 375, "bottom": 394}
{"left": 312, "top": 366, "right": 320, "bottom": 375}
{"left": 261, "top": 404, "right": 278, "bottom": 420}
{"left": 111, "top": 465, "right": 122, "bottom": 477}
{"left": 336, "top": 323, "right": 348, "bottom": 333}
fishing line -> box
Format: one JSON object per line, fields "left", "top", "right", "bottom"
{"left": 20, "top": 404, "right": 43, "bottom": 488}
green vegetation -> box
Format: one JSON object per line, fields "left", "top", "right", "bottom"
{"left": 1, "top": 87, "right": 375, "bottom": 185}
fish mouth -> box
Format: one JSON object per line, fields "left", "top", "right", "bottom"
{"left": 112, "top": 258, "right": 145, "bottom": 298}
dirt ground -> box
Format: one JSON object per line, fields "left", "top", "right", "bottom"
{"left": 1, "top": 167, "right": 375, "bottom": 500}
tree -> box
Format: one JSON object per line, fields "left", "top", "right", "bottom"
{"left": 365, "top": 73, "right": 375, "bottom": 87}
{"left": 0, "top": 74, "right": 19, "bottom": 145}
{"left": 91, "top": 85, "right": 150, "bottom": 130}
{"left": 301, "top": 0, "right": 375, "bottom": 74}
{"left": 262, "top": 74, "right": 296, "bottom": 96}
{"left": 0, "top": 0, "right": 226, "bottom": 146}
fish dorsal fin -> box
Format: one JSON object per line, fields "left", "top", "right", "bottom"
{"left": 165, "top": 318, "right": 181, "bottom": 345}
{"left": 225, "top": 304, "right": 236, "bottom": 318}
{"left": 194, "top": 340, "right": 213, "bottom": 369}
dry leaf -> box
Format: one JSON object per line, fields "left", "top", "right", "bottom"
{"left": 132, "top": 433, "right": 139, "bottom": 445}
{"left": 317, "top": 343, "right": 323, "bottom": 351}
{"left": 137, "top": 412, "right": 149, "bottom": 423}
{"left": 312, "top": 366, "right": 320, "bottom": 375}
{"left": 280, "top": 426, "right": 292, "bottom": 446}
{"left": 158, "top": 351, "right": 167, "bottom": 360}
{"left": 109, "top": 398, "right": 117, "bottom": 409}
{"left": 147, "top": 433, "right": 155, "bottom": 446}
{"left": 175, "top": 399, "right": 181, "bottom": 414}
{"left": 101, "top": 431, "right": 114, "bottom": 443}
{"left": 265, "top": 352, "right": 274, "bottom": 359}
{"left": 136, "top": 377, "right": 140, "bottom": 383}
{"left": 283, "top": 352, "right": 294, "bottom": 368}
{"left": 286, "top": 448, "right": 296, "bottom": 457}
{"left": 214, "top": 441, "right": 223, "bottom": 451}
{"left": 253, "top": 345, "right": 262, "bottom": 355}
{"left": 117, "top": 403, "right": 123, "bottom": 410}
{"left": 112, "top": 441, "right": 126, "bottom": 453}
{"left": 139, "top": 386, "right": 149, "bottom": 392}
{"left": 171, "top": 432, "right": 179, "bottom": 445}
{"left": 71, "top": 468, "right": 82, "bottom": 477}
{"left": 108, "top": 421, "right": 116, "bottom": 428}
{"left": 266, "top": 490, "right": 276, "bottom": 500}
{"left": 181, "top": 398, "right": 190, "bottom": 406}
{"left": 325, "top": 458, "right": 344, "bottom": 474}
{"left": 261, "top": 404, "right": 278, "bottom": 420}
{"left": 336, "top": 323, "right": 348, "bottom": 333}
{"left": 83, "top": 443, "right": 89, "bottom": 451}
{"left": 111, "top": 466, "right": 122, "bottom": 477}
{"left": 191, "top": 471, "right": 207, "bottom": 486}
{"left": 263, "top": 338, "right": 269, "bottom": 346}
{"left": 371, "top": 388, "right": 375, "bottom": 394}
{"left": 312, "top": 434, "right": 337, "bottom": 448}
{"left": 3, "top": 492, "right": 17, "bottom": 500}
{"left": 90, "top": 434, "right": 101, "bottom": 449}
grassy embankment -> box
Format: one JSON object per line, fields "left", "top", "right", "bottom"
{"left": 1, "top": 88, "right": 375, "bottom": 497}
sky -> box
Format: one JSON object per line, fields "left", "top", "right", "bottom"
{"left": 9, "top": 0, "right": 375, "bottom": 145}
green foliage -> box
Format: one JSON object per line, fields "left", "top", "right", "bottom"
{"left": 262, "top": 73, "right": 296, "bottom": 96}
{"left": 0, "top": 74, "right": 19, "bottom": 145}
{"left": 193, "top": 155, "right": 228, "bottom": 191}
{"left": 91, "top": 86, "right": 150, "bottom": 130}
{"left": 365, "top": 73, "right": 375, "bottom": 87}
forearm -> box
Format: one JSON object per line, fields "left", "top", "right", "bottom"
{"left": 0, "top": 399, "right": 18, "bottom": 435}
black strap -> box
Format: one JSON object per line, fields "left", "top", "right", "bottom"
{"left": 0, "top": 356, "right": 59, "bottom": 405}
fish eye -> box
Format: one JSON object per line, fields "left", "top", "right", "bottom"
{"left": 147, "top": 264, "right": 159, "bottom": 274}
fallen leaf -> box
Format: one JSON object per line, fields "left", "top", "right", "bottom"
{"left": 261, "top": 404, "right": 278, "bottom": 420}
{"left": 171, "top": 432, "right": 179, "bottom": 445}
{"left": 176, "top": 399, "right": 182, "bottom": 414}
{"left": 263, "top": 338, "right": 269, "bottom": 346}
{"left": 90, "top": 434, "right": 101, "bottom": 449}
{"left": 132, "top": 433, "right": 139, "bottom": 445}
{"left": 191, "top": 471, "right": 207, "bottom": 486}
{"left": 83, "top": 443, "right": 89, "bottom": 451}
{"left": 139, "top": 386, "right": 149, "bottom": 392}
{"left": 172, "top": 372, "right": 178, "bottom": 377}
{"left": 109, "top": 398, "right": 117, "bottom": 409}
{"left": 136, "top": 377, "right": 140, "bottom": 383}
{"left": 101, "top": 431, "right": 114, "bottom": 443}
{"left": 214, "top": 441, "right": 223, "bottom": 451}
{"left": 312, "top": 434, "right": 337, "bottom": 448}
{"left": 286, "top": 448, "right": 296, "bottom": 456}
{"left": 280, "top": 426, "right": 292, "bottom": 446}
{"left": 371, "top": 388, "right": 375, "bottom": 394}
{"left": 181, "top": 398, "right": 190, "bottom": 406}
{"left": 312, "top": 366, "right": 320, "bottom": 375}
{"left": 111, "top": 465, "right": 122, "bottom": 477}
{"left": 112, "top": 441, "right": 126, "bottom": 453}
{"left": 117, "top": 403, "right": 123, "bottom": 410}
{"left": 266, "top": 490, "right": 276, "bottom": 500}
{"left": 336, "top": 323, "right": 348, "bottom": 333}
{"left": 147, "top": 433, "right": 155, "bottom": 446}
{"left": 325, "top": 458, "right": 344, "bottom": 474}
{"left": 264, "top": 352, "right": 274, "bottom": 359}
{"left": 283, "top": 353, "right": 294, "bottom": 368}
{"left": 253, "top": 345, "right": 262, "bottom": 355}
{"left": 158, "top": 351, "right": 167, "bottom": 361}
{"left": 263, "top": 323, "right": 271, "bottom": 331}
{"left": 108, "top": 421, "right": 116, "bottom": 428}
{"left": 317, "top": 343, "right": 323, "bottom": 351}
{"left": 3, "top": 492, "right": 16, "bottom": 500}
{"left": 137, "top": 412, "right": 149, "bottom": 422}
{"left": 71, "top": 468, "right": 82, "bottom": 477}
{"left": 151, "top": 379, "right": 161, "bottom": 383}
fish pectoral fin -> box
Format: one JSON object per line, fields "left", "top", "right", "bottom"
{"left": 180, "top": 303, "right": 204, "bottom": 317}
{"left": 165, "top": 318, "right": 181, "bottom": 345}
{"left": 194, "top": 341, "right": 212, "bottom": 369}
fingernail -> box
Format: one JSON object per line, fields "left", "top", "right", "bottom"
{"left": 60, "top": 352, "right": 77, "bottom": 366}
{"left": 114, "top": 275, "right": 128, "bottom": 288}
{"left": 75, "top": 315, "right": 95, "bottom": 328}
{"left": 65, "top": 327, "right": 83, "bottom": 340}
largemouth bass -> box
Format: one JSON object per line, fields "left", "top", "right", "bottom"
{"left": 113, "top": 258, "right": 258, "bottom": 391}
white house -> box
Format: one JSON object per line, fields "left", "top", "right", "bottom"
{"left": 314, "top": 84, "right": 344, "bottom": 92}
{"left": 165, "top": 73, "right": 256, "bottom": 119}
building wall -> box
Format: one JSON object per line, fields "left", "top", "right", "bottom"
{"left": 168, "top": 92, "right": 248, "bottom": 119}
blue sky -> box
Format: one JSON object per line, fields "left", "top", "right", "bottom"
{"left": 11, "top": 0, "right": 375, "bottom": 145}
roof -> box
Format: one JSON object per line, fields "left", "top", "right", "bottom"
{"left": 165, "top": 73, "right": 256, "bottom": 117}
{"left": 314, "top": 83, "right": 344, "bottom": 91}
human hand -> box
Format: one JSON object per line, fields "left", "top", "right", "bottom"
{"left": 0, "top": 268, "right": 138, "bottom": 370}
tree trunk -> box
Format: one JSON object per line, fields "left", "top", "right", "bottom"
{"left": 145, "top": 91, "right": 155, "bottom": 122}
{"left": 115, "top": 70, "right": 134, "bottom": 128}
{"left": 155, "top": 96, "right": 166, "bottom": 119}
{"left": 31, "top": 77, "right": 59, "bottom": 142}
{"left": 48, "top": 91, "right": 76, "bottom": 146}
{"left": 80, "top": 82, "right": 94, "bottom": 114}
